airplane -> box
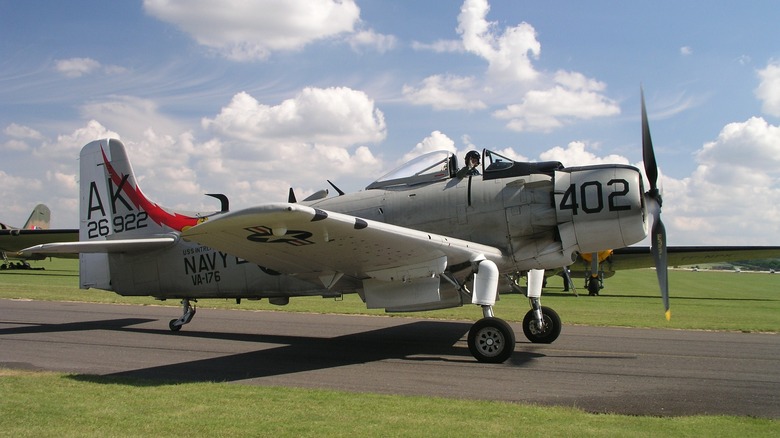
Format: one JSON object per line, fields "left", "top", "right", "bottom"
{"left": 22, "top": 91, "right": 669, "bottom": 363}
{"left": 0, "top": 204, "right": 78, "bottom": 269}
{"left": 567, "top": 247, "right": 780, "bottom": 295}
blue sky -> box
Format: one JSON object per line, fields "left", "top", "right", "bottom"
{"left": 2, "top": 0, "right": 780, "bottom": 246}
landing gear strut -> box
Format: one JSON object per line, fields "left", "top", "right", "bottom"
{"left": 169, "top": 299, "right": 196, "bottom": 332}
{"left": 455, "top": 258, "right": 517, "bottom": 363}
{"left": 521, "top": 269, "right": 562, "bottom": 343}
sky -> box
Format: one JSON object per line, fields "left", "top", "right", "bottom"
{"left": 2, "top": 0, "right": 780, "bottom": 246}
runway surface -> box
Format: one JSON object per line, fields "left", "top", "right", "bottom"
{"left": 1, "top": 298, "right": 778, "bottom": 418}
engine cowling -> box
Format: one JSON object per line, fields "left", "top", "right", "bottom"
{"left": 554, "top": 165, "right": 648, "bottom": 254}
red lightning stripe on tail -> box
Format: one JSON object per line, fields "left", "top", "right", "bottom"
{"left": 100, "top": 145, "right": 200, "bottom": 231}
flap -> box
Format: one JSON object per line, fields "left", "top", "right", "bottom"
{"left": 366, "top": 255, "right": 447, "bottom": 282}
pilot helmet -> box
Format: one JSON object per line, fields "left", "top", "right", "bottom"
{"left": 465, "top": 150, "right": 480, "bottom": 163}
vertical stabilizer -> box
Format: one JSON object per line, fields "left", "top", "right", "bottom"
{"left": 22, "top": 204, "right": 51, "bottom": 230}
{"left": 78, "top": 139, "right": 201, "bottom": 290}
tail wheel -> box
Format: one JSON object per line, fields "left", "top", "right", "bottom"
{"left": 169, "top": 319, "right": 182, "bottom": 332}
{"left": 468, "top": 317, "right": 515, "bottom": 363}
{"left": 522, "top": 306, "right": 561, "bottom": 344}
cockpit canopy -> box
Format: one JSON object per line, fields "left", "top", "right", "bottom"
{"left": 365, "top": 149, "right": 563, "bottom": 190}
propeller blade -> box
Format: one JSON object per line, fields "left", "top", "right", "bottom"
{"left": 641, "top": 88, "right": 659, "bottom": 193}
{"left": 650, "top": 209, "right": 670, "bottom": 320}
{"left": 642, "top": 88, "right": 669, "bottom": 320}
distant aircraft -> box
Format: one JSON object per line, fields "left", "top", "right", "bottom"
{"left": 0, "top": 204, "right": 78, "bottom": 269}
{"left": 22, "top": 91, "right": 671, "bottom": 363}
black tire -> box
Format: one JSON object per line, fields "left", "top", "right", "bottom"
{"left": 522, "top": 306, "right": 561, "bottom": 344}
{"left": 587, "top": 278, "right": 600, "bottom": 296}
{"left": 467, "top": 317, "right": 515, "bottom": 363}
{"left": 169, "top": 319, "right": 182, "bottom": 332}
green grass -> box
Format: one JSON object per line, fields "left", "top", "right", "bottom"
{"left": 2, "top": 258, "right": 779, "bottom": 435}
{"left": 1, "top": 369, "right": 777, "bottom": 438}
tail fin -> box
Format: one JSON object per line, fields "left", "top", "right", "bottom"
{"left": 80, "top": 139, "right": 202, "bottom": 239}
{"left": 79, "top": 139, "right": 202, "bottom": 289}
{"left": 22, "top": 204, "right": 51, "bottom": 230}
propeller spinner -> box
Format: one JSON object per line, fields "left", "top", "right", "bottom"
{"left": 641, "top": 88, "right": 670, "bottom": 320}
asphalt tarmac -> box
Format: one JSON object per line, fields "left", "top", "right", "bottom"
{"left": 1, "top": 298, "right": 778, "bottom": 418}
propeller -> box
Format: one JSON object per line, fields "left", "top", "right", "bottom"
{"left": 641, "top": 88, "right": 670, "bottom": 320}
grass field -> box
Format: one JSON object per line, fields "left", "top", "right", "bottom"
{"left": 1, "top": 258, "right": 779, "bottom": 436}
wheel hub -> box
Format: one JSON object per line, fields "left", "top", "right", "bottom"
{"left": 476, "top": 328, "right": 504, "bottom": 357}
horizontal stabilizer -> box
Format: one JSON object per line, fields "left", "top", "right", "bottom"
{"left": 20, "top": 236, "right": 177, "bottom": 256}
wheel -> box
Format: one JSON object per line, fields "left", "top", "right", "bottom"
{"left": 587, "top": 278, "right": 600, "bottom": 296}
{"left": 522, "top": 306, "right": 561, "bottom": 344}
{"left": 169, "top": 319, "right": 182, "bottom": 332}
{"left": 468, "top": 317, "right": 515, "bottom": 363}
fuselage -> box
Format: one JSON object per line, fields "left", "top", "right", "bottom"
{"left": 79, "top": 141, "right": 647, "bottom": 302}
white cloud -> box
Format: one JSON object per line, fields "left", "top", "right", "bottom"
{"left": 755, "top": 60, "right": 780, "bottom": 117}
{"left": 680, "top": 46, "right": 693, "bottom": 56}
{"left": 54, "top": 57, "right": 126, "bottom": 78}
{"left": 348, "top": 29, "right": 397, "bottom": 53}
{"left": 5, "top": 123, "right": 44, "bottom": 140}
{"left": 663, "top": 116, "right": 780, "bottom": 244}
{"left": 143, "top": 0, "right": 361, "bottom": 61}
{"left": 48, "top": 171, "right": 78, "bottom": 195}
{"left": 539, "top": 141, "right": 630, "bottom": 166}
{"left": 493, "top": 74, "right": 620, "bottom": 132}
{"left": 400, "top": 130, "right": 456, "bottom": 163}
{"left": 203, "top": 87, "right": 387, "bottom": 146}
{"left": 0, "top": 121, "right": 120, "bottom": 227}
{"left": 2, "top": 124, "right": 43, "bottom": 151}
{"left": 195, "top": 87, "right": 388, "bottom": 205}
{"left": 402, "top": 75, "right": 487, "bottom": 111}
{"left": 1, "top": 139, "right": 29, "bottom": 152}
{"left": 405, "top": 0, "right": 619, "bottom": 132}
{"left": 54, "top": 58, "right": 101, "bottom": 78}
{"left": 457, "top": 0, "right": 540, "bottom": 83}
{"left": 36, "top": 120, "right": 120, "bottom": 161}
{"left": 0, "top": 170, "right": 46, "bottom": 225}
{"left": 695, "top": 117, "right": 780, "bottom": 174}
{"left": 411, "top": 39, "right": 463, "bottom": 53}
{"left": 79, "top": 95, "right": 185, "bottom": 138}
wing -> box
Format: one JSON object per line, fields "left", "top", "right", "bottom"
{"left": 0, "top": 229, "right": 79, "bottom": 253}
{"left": 182, "top": 203, "right": 505, "bottom": 286}
{"left": 608, "top": 246, "right": 780, "bottom": 270}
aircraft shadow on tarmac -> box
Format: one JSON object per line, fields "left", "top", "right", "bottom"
{"left": 1, "top": 317, "right": 545, "bottom": 385}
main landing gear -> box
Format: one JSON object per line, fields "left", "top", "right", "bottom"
{"left": 169, "top": 299, "right": 196, "bottom": 332}
{"left": 453, "top": 261, "right": 562, "bottom": 363}
{"left": 465, "top": 268, "right": 563, "bottom": 363}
